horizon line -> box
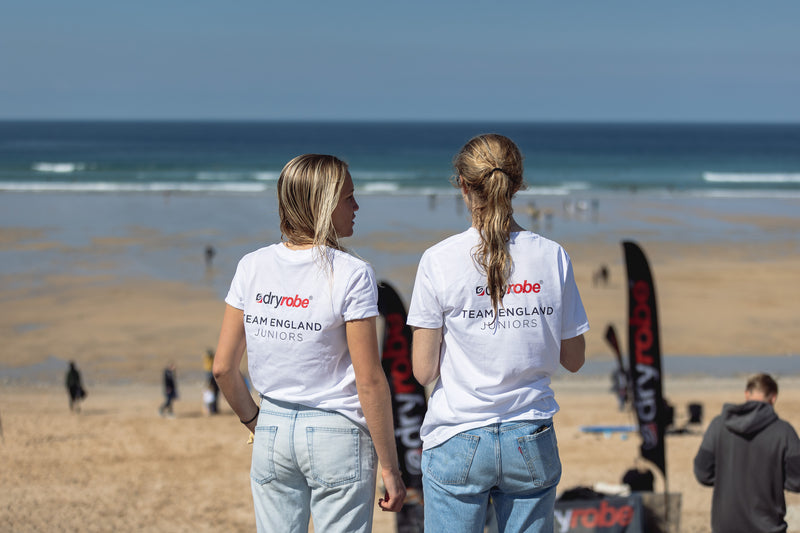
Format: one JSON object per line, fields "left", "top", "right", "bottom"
{"left": 2, "top": 117, "right": 800, "bottom": 126}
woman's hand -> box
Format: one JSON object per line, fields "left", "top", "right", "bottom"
{"left": 378, "top": 467, "right": 407, "bottom": 512}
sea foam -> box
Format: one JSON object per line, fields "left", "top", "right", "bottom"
{"left": 32, "top": 162, "right": 86, "bottom": 173}
{"left": 703, "top": 172, "right": 800, "bottom": 184}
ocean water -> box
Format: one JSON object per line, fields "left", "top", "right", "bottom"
{"left": 2, "top": 120, "right": 799, "bottom": 300}
{"left": 1, "top": 121, "right": 799, "bottom": 197}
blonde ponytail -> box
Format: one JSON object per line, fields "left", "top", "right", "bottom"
{"left": 453, "top": 134, "right": 525, "bottom": 317}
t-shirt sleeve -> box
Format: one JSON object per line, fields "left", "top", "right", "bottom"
{"left": 407, "top": 251, "right": 443, "bottom": 329}
{"left": 224, "top": 257, "right": 247, "bottom": 310}
{"left": 342, "top": 263, "right": 379, "bottom": 321}
{"left": 560, "top": 250, "right": 590, "bottom": 339}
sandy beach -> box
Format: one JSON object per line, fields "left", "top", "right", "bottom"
{"left": 2, "top": 191, "right": 800, "bottom": 532}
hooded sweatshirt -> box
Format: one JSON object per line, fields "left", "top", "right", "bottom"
{"left": 694, "top": 400, "right": 800, "bottom": 533}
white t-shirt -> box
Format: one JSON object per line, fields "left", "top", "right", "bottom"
{"left": 225, "top": 244, "right": 379, "bottom": 428}
{"left": 407, "top": 228, "right": 590, "bottom": 449}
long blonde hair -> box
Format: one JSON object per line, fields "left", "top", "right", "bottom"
{"left": 454, "top": 134, "right": 525, "bottom": 316}
{"left": 277, "top": 154, "right": 348, "bottom": 252}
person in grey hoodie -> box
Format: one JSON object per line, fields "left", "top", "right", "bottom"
{"left": 694, "top": 373, "right": 800, "bottom": 533}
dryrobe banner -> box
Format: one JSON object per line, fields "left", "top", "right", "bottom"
{"left": 377, "top": 281, "right": 426, "bottom": 532}
{"left": 623, "top": 241, "right": 667, "bottom": 479}
{"left": 554, "top": 495, "right": 645, "bottom": 532}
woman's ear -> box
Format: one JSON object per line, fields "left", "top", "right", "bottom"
{"left": 458, "top": 176, "right": 471, "bottom": 199}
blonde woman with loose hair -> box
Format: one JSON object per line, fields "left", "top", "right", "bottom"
{"left": 214, "top": 154, "right": 405, "bottom": 532}
{"left": 407, "top": 134, "right": 589, "bottom": 532}
{"left": 277, "top": 154, "right": 347, "bottom": 250}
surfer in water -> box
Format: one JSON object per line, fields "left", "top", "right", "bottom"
{"left": 213, "top": 154, "right": 405, "bottom": 532}
{"left": 407, "top": 134, "right": 589, "bottom": 532}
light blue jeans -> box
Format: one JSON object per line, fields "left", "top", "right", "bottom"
{"left": 250, "top": 396, "right": 378, "bottom": 533}
{"left": 422, "top": 419, "right": 562, "bottom": 533}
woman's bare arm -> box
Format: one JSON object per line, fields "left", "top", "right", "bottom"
{"left": 212, "top": 305, "right": 259, "bottom": 432}
{"left": 347, "top": 317, "right": 407, "bottom": 512}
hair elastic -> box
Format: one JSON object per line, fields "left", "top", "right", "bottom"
{"left": 241, "top": 409, "right": 260, "bottom": 425}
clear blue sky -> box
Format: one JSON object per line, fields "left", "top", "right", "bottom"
{"left": 2, "top": 0, "right": 798, "bottom": 122}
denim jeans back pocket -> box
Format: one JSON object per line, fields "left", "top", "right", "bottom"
{"left": 516, "top": 424, "right": 562, "bottom": 488}
{"left": 251, "top": 426, "right": 278, "bottom": 486}
{"left": 425, "top": 433, "right": 480, "bottom": 485}
{"left": 306, "top": 426, "right": 361, "bottom": 487}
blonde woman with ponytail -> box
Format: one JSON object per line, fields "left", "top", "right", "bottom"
{"left": 213, "top": 154, "right": 405, "bottom": 532}
{"left": 407, "top": 134, "right": 588, "bottom": 532}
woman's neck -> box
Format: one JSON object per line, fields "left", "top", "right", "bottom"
{"left": 283, "top": 241, "right": 314, "bottom": 250}
{"left": 471, "top": 216, "right": 525, "bottom": 233}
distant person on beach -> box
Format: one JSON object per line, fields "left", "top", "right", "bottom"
{"left": 407, "top": 134, "right": 589, "bottom": 532}
{"left": 65, "top": 361, "right": 86, "bottom": 412}
{"left": 213, "top": 154, "right": 406, "bottom": 531}
{"left": 203, "top": 382, "right": 218, "bottom": 415}
{"left": 159, "top": 362, "right": 178, "bottom": 417}
{"left": 204, "top": 245, "right": 216, "bottom": 269}
{"left": 694, "top": 373, "right": 800, "bottom": 533}
{"left": 202, "top": 348, "right": 219, "bottom": 414}
{"left": 592, "top": 264, "right": 609, "bottom": 287}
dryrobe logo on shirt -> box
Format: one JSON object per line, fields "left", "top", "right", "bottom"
{"left": 475, "top": 279, "right": 542, "bottom": 297}
{"left": 255, "top": 291, "right": 312, "bottom": 309}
